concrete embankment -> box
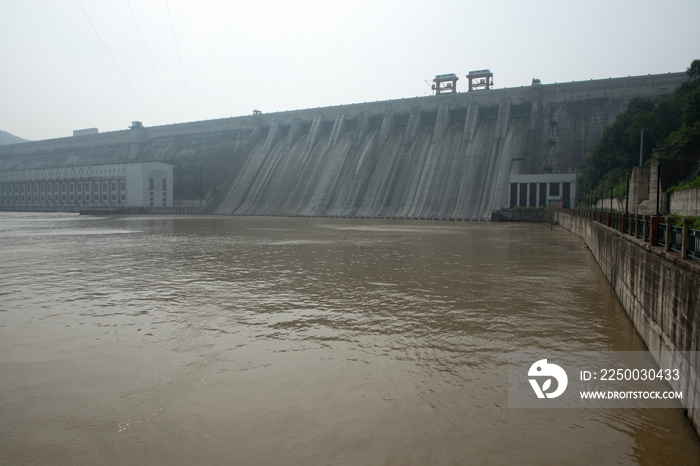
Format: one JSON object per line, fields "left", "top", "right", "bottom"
{"left": 490, "top": 209, "right": 550, "bottom": 222}
{"left": 557, "top": 211, "right": 700, "bottom": 437}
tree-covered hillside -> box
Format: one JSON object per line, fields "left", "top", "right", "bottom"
{"left": 580, "top": 59, "right": 700, "bottom": 198}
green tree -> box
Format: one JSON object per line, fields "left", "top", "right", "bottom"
{"left": 580, "top": 59, "right": 700, "bottom": 197}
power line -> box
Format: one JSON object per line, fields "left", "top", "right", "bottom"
{"left": 125, "top": 0, "right": 179, "bottom": 121}
{"left": 279, "top": 0, "right": 373, "bottom": 111}
{"left": 256, "top": 0, "right": 324, "bottom": 110}
{"left": 642, "top": 106, "right": 683, "bottom": 131}
{"left": 75, "top": 0, "right": 157, "bottom": 123}
{"left": 61, "top": 0, "right": 135, "bottom": 114}
{"left": 239, "top": 0, "right": 300, "bottom": 114}
{"left": 165, "top": 0, "right": 195, "bottom": 120}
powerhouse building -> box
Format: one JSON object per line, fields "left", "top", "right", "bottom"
{"left": 0, "top": 162, "right": 173, "bottom": 210}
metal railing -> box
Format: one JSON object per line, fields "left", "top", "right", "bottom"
{"left": 689, "top": 229, "right": 700, "bottom": 261}
{"left": 561, "top": 209, "right": 699, "bottom": 262}
{"left": 645, "top": 220, "right": 650, "bottom": 242}
{"left": 670, "top": 226, "right": 683, "bottom": 253}
{"left": 637, "top": 219, "right": 644, "bottom": 239}
{"left": 658, "top": 223, "right": 666, "bottom": 247}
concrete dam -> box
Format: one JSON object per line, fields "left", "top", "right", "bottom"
{"left": 0, "top": 72, "right": 687, "bottom": 218}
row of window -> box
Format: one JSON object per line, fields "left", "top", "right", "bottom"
{"left": 2, "top": 193, "right": 126, "bottom": 204}
{"left": 149, "top": 190, "right": 167, "bottom": 207}
{"left": 1, "top": 179, "right": 127, "bottom": 205}
{"left": 149, "top": 178, "right": 167, "bottom": 191}
{"left": 0, "top": 167, "right": 127, "bottom": 182}
{"left": 1, "top": 180, "right": 126, "bottom": 194}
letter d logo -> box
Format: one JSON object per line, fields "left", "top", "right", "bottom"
{"left": 528, "top": 359, "right": 568, "bottom": 399}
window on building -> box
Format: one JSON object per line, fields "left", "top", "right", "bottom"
{"left": 549, "top": 183, "right": 559, "bottom": 196}
{"left": 112, "top": 194, "right": 116, "bottom": 201}
{"left": 111, "top": 182, "right": 116, "bottom": 191}
{"left": 62, "top": 184, "right": 66, "bottom": 192}
{"left": 150, "top": 178, "right": 154, "bottom": 191}
{"left": 77, "top": 184, "right": 81, "bottom": 192}
{"left": 69, "top": 184, "right": 73, "bottom": 192}
{"left": 562, "top": 183, "right": 571, "bottom": 208}
{"left": 539, "top": 183, "right": 547, "bottom": 207}
{"left": 163, "top": 179, "right": 167, "bottom": 191}
{"left": 121, "top": 194, "right": 125, "bottom": 201}
{"left": 93, "top": 182, "right": 98, "bottom": 192}
{"left": 120, "top": 182, "right": 125, "bottom": 191}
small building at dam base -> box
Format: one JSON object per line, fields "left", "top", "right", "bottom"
{"left": 0, "top": 162, "right": 173, "bottom": 212}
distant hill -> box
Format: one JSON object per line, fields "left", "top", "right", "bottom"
{"left": 0, "top": 130, "right": 29, "bottom": 146}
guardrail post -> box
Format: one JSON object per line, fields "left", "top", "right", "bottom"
{"left": 621, "top": 213, "right": 629, "bottom": 234}
{"left": 682, "top": 218, "right": 694, "bottom": 259}
{"left": 649, "top": 215, "right": 662, "bottom": 246}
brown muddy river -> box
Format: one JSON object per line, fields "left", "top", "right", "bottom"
{"left": 0, "top": 213, "right": 698, "bottom": 465}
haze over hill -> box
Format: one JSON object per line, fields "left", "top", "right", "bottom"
{"left": 0, "top": 130, "right": 29, "bottom": 146}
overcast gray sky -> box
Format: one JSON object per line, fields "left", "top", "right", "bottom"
{"left": 1, "top": 0, "right": 698, "bottom": 141}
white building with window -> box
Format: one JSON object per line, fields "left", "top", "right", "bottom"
{"left": 0, "top": 162, "right": 173, "bottom": 210}
{"left": 508, "top": 173, "right": 577, "bottom": 209}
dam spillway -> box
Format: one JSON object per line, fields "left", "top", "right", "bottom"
{"left": 0, "top": 73, "right": 687, "bottom": 218}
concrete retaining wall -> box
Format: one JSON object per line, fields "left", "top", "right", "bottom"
{"left": 593, "top": 198, "right": 625, "bottom": 212}
{"left": 557, "top": 211, "right": 700, "bottom": 437}
{"left": 79, "top": 206, "right": 206, "bottom": 216}
{"left": 671, "top": 188, "right": 700, "bottom": 216}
